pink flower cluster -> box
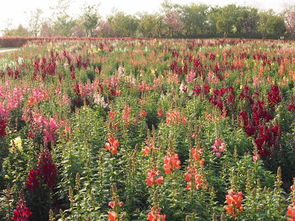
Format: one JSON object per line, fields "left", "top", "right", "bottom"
{"left": 212, "top": 139, "right": 226, "bottom": 158}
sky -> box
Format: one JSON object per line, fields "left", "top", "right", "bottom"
{"left": 0, "top": 0, "right": 294, "bottom": 31}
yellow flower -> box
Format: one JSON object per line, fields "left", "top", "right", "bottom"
{"left": 10, "top": 136, "right": 23, "bottom": 152}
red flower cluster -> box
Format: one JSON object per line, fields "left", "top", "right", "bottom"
{"left": 11, "top": 198, "right": 32, "bottom": 221}
{"left": 225, "top": 189, "right": 243, "bottom": 218}
{"left": 0, "top": 119, "right": 6, "bottom": 137}
{"left": 146, "top": 169, "right": 163, "bottom": 186}
{"left": 254, "top": 124, "right": 281, "bottom": 156}
{"left": 26, "top": 149, "right": 57, "bottom": 190}
{"left": 268, "top": 85, "right": 281, "bottom": 106}
{"left": 26, "top": 169, "right": 40, "bottom": 191}
{"left": 163, "top": 152, "right": 181, "bottom": 174}
{"left": 105, "top": 137, "right": 120, "bottom": 154}
{"left": 288, "top": 104, "right": 295, "bottom": 112}
{"left": 238, "top": 85, "right": 281, "bottom": 157}
{"left": 38, "top": 149, "right": 57, "bottom": 188}
{"left": 209, "top": 87, "right": 235, "bottom": 115}
{"left": 147, "top": 207, "right": 166, "bottom": 221}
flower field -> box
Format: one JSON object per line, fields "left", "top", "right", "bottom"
{"left": 0, "top": 38, "right": 294, "bottom": 221}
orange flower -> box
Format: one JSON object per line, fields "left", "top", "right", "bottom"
{"left": 287, "top": 204, "right": 295, "bottom": 221}
{"left": 184, "top": 167, "right": 204, "bottom": 190}
{"left": 28, "top": 97, "right": 37, "bottom": 107}
{"left": 109, "top": 111, "right": 117, "bottom": 120}
{"left": 157, "top": 109, "right": 164, "bottom": 117}
{"left": 122, "top": 105, "right": 131, "bottom": 124}
{"left": 163, "top": 152, "right": 181, "bottom": 174}
{"left": 105, "top": 137, "right": 120, "bottom": 154}
{"left": 192, "top": 148, "right": 205, "bottom": 167}
{"left": 224, "top": 189, "right": 243, "bottom": 218}
{"left": 108, "top": 211, "right": 117, "bottom": 221}
{"left": 147, "top": 208, "right": 166, "bottom": 221}
{"left": 140, "top": 110, "right": 148, "bottom": 117}
{"left": 166, "top": 110, "right": 186, "bottom": 126}
{"left": 146, "top": 169, "right": 163, "bottom": 187}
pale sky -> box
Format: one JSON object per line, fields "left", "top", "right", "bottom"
{"left": 0, "top": 0, "right": 294, "bottom": 31}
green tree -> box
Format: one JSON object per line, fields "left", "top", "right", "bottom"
{"left": 137, "top": 13, "right": 162, "bottom": 37}
{"left": 215, "top": 4, "right": 240, "bottom": 37}
{"left": 53, "top": 15, "right": 76, "bottom": 36}
{"left": 107, "top": 11, "right": 139, "bottom": 37}
{"left": 29, "top": 8, "right": 43, "bottom": 37}
{"left": 3, "top": 25, "right": 31, "bottom": 36}
{"left": 258, "top": 10, "right": 286, "bottom": 38}
{"left": 81, "top": 5, "right": 100, "bottom": 37}
{"left": 179, "top": 4, "right": 210, "bottom": 37}
{"left": 51, "top": 0, "right": 76, "bottom": 36}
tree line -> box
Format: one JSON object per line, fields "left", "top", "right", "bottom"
{"left": 2, "top": 0, "right": 295, "bottom": 39}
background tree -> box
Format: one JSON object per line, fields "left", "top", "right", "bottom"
{"left": 237, "top": 7, "right": 259, "bottom": 37}
{"left": 137, "top": 13, "right": 162, "bottom": 37}
{"left": 179, "top": 4, "right": 209, "bottom": 37}
{"left": 81, "top": 5, "right": 100, "bottom": 37}
{"left": 258, "top": 10, "right": 286, "bottom": 38}
{"left": 40, "top": 23, "right": 56, "bottom": 37}
{"left": 71, "top": 21, "right": 87, "bottom": 37}
{"left": 96, "top": 20, "right": 113, "bottom": 37}
{"left": 3, "top": 25, "right": 31, "bottom": 36}
{"left": 284, "top": 6, "right": 295, "bottom": 39}
{"left": 107, "top": 11, "right": 139, "bottom": 37}
{"left": 51, "top": 0, "right": 76, "bottom": 36}
{"left": 163, "top": 11, "right": 184, "bottom": 37}
{"left": 215, "top": 4, "right": 240, "bottom": 37}
{"left": 28, "top": 8, "right": 43, "bottom": 37}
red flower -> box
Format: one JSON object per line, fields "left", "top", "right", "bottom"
{"left": 26, "top": 169, "right": 40, "bottom": 191}
{"left": 268, "top": 85, "right": 281, "bottom": 106}
{"left": 37, "top": 149, "right": 57, "bottom": 188}
{"left": 288, "top": 104, "right": 295, "bottom": 112}
{"left": 105, "top": 137, "right": 120, "bottom": 154}
{"left": 0, "top": 119, "right": 6, "bottom": 138}
{"left": 11, "top": 198, "right": 32, "bottom": 221}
